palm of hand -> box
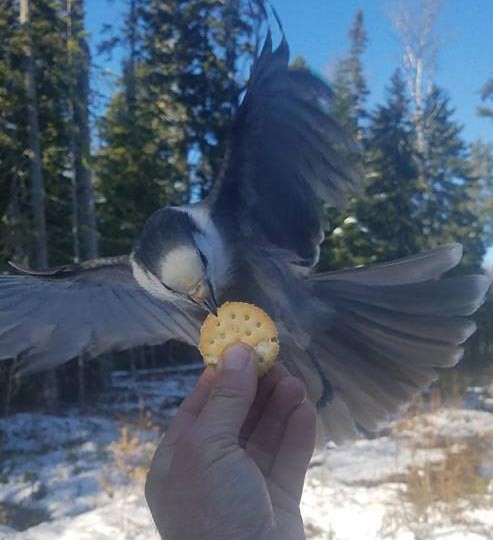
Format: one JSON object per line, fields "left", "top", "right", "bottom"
{"left": 146, "top": 357, "right": 316, "bottom": 540}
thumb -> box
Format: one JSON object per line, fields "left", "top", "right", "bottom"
{"left": 196, "top": 343, "right": 258, "bottom": 440}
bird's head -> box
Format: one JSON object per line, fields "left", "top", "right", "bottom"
{"left": 131, "top": 207, "right": 218, "bottom": 315}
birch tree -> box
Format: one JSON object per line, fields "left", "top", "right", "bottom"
{"left": 389, "top": 0, "right": 442, "bottom": 171}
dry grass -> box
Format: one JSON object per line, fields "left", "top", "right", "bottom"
{"left": 405, "top": 440, "right": 490, "bottom": 513}
{"left": 111, "top": 426, "right": 154, "bottom": 482}
{"left": 98, "top": 423, "right": 160, "bottom": 497}
{"left": 376, "top": 385, "right": 493, "bottom": 538}
{"left": 304, "top": 522, "right": 336, "bottom": 540}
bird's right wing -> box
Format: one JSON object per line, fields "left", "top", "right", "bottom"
{"left": 0, "top": 257, "right": 202, "bottom": 374}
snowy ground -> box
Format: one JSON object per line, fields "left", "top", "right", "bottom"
{"left": 1, "top": 366, "right": 492, "bottom": 540}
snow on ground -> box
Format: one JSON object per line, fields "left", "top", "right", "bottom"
{"left": 1, "top": 367, "right": 492, "bottom": 540}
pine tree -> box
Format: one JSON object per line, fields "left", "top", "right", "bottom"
{"left": 95, "top": 0, "right": 179, "bottom": 255}
{"left": 331, "top": 9, "right": 369, "bottom": 141}
{"left": 478, "top": 77, "right": 493, "bottom": 120}
{"left": 21, "top": 0, "right": 58, "bottom": 410}
{"left": 0, "top": 0, "right": 29, "bottom": 268}
{"left": 30, "top": 0, "right": 74, "bottom": 265}
{"left": 358, "top": 70, "right": 421, "bottom": 262}
{"left": 20, "top": 0, "right": 49, "bottom": 270}
{"left": 67, "top": 0, "right": 98, "bottom": 261}
{"left": 416, "top": 87, "right": 484, "bottom": 269}
{"left": 470, "top": 141, "right": 493, "bottom": 251}
{"left": 321, "top": 9, "right": 369, "bottom": 270}
{"left": 96, "top": 0, "right": 265, "bottom": 255}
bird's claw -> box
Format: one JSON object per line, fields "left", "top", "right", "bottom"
{"left": 307, "top": 343, "right": 335, "bottom": 410}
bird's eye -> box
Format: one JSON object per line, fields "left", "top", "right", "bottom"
{"left": 199, "top": 251, "right": 208, "bottom": 268}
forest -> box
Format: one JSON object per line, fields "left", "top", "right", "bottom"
{"left": 0, "top": 0, "right": 492, "bottom": 412}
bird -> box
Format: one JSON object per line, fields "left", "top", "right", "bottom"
{"left": 1, "top": 30, "right": 490, "bottom": 445}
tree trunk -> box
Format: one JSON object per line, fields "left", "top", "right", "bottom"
{"left": 67, "top": 0, "right": 99, "bottom": 404}
{"left": 20, "top": 0, "right": 59, "bottom": 410}
{"left": 390, "top": 0, "right": 442, "bottom": 180}
{"left": 20, "top": 0, "right": 48, "bottom": 270}
{"left": 68, "top": 0, "right": 98, "bottom": 261}
{"left": 7, "top": 177, "right": 28, "bottom": 266}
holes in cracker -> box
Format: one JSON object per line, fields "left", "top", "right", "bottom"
{"left": 231, "top": 313, "right": 236, "bottom": 320}
{"left": 256, "top": 322, "right": 262, "bottom": 328}
{"left": 246, "top": 330, "right": 252, "bottom": 337}
{"left": 245, "top": 314, "right": 250, "bottom": 321}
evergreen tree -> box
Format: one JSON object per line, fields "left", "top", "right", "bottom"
{"left": 96, "top": 0, "right": 265, "bottom": 255}
{"left": 30, "top": 0, "right": 74, "bottom": 265}
{"left": 330, "top": 9, "right": 369, "bottom": 141}
{"left": 416, "top": 87, "right": 484, "bottom": 269}
{"left": 470, "top": 141, "right": 493, "bottom": 251}
{"left": 320, "top": 71, "right": 421, "bottom": 269}
{"left": 478, "top": 77, "right": 493, "bottom": 120}
{"left": 95, "top": 0, "right": 179, "bottom": 255}
{"left": 290, "top": 56, "right": 308, "bottom": 70}
{"left": 0, "top": 0, "right": 29, "bottom": 268}
{"left": 358, "top": 70, "right": 421, "bottom": 262}
{"left": 20, "top": 0, "right": 49, "bottom": 269}
{"left": 321, "top": 9, "right": 369, "bottom": 270}
{"left": 67, "top": 0, "right": 98, "bottom": 261}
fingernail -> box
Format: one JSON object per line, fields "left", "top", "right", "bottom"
{"left": 219, "top": 344, "right": 252, "bottom": 371}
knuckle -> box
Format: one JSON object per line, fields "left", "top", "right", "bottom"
{"left": 199, "top": 428, "right": 236, "bottom": 450}
{"left": 209, "top": 384, "right": 246, "bottom": 402}
{"left": 285, "top": 375, "right": 307, "bottom": 396}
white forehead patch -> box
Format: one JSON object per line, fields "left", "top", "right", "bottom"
{"left": 175, "top": 204, "right": 233, "bottom": 290}
{"left": 160, "top": 246, "right": 202, "bottom": 293}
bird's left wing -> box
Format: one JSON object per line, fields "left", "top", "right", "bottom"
{"left": 209, "top": 32, "right": 360, "bottom": 266}
{"left": 0, "top": 257, "right": 202, "bottom": 374}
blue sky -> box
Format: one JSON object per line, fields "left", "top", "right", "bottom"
{"left": 86, "top": 0, "right": 492, "bottom": 144}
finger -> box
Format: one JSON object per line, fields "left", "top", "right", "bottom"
{"left": 239, "top": 362, "right": 290, "bottom": 447}
{"left": 161, "top": 365, "right": 217, "bottom": 448}
{"left": 246, "top": 376, "right": 306, "bottom": 474}
{"left": 196, "top": 343, "right": 258, "bottom": 441}
{"left": 149, "top": 366, "right": 217, "bottom": 482}
{"left": 269, "top": 400, "right": 317, "bottom": 503}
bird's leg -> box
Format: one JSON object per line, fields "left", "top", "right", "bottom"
{"left": 307, "top": 343, "right": 334, "bottom": 410}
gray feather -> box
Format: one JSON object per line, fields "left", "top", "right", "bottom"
{"left": 290, "top": 244, "right": 492, "bottom": 443}
{"left": 210, "top": 31, "right": 361, "bottom": 266}
{"left": 313, "top": 243, "right": 463, "bottom": 285}
{"left": 0, "top": 258, "right": 202, "bottom": 374}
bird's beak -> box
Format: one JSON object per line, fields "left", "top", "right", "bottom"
{"left": 190, "top": 280, "right": 218, "bottom": 316}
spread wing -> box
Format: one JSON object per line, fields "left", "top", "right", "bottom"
{"left": 210, "top": 32, "right": 361, "bottom": 266}
{"left": 0, "top": 257, "right": 202, "bottom": 374}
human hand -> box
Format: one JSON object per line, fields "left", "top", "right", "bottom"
{"left": 145, "top": 344, "right": 317, "bottom": 540}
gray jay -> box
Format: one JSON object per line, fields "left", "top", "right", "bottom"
{"left": 1, "top": 33, "right": 490, "bottom": 444}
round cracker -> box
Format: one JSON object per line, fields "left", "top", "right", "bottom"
{"left": 199, "top": 302, "right": 279, "bottom": 377}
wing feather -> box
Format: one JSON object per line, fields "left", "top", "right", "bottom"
{"left": 210, "top": 32, "right": 360, "bottom": 266}
{"left": 0, "top": 258, "right": 202, "bottom": 374}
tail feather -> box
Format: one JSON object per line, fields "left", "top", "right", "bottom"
{"left": 299, "top": 245, "right": 491, "bottom": 445}
{"left": 318, "top": 275, "right": 490, "bottom": 317}
{"left": 344, "top": 303, "right": 477, "bottom": 345}
{"left": 312, "top": 242, "right": 463, "bottom": 285}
